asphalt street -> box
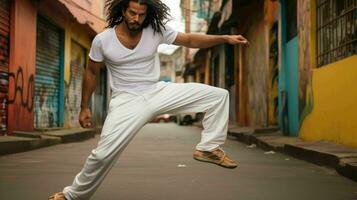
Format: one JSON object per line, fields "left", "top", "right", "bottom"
{"left": 0, "top": 123, "right": 356, "bottom": 200}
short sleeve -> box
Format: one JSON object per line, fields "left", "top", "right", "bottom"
{"left": 89, "top": 35, "right": 104, "bottom": 62}
{"left": 160, "top": 24, "right": 179, "bottom": 45}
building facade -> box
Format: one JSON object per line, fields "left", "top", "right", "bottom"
{"left": 298, "top": 0, "right": 357, "bottom": 147}
{"left": 188, "top": 0, "right": 357, "bottom": 148}
{"left": 0, "top": 0, "right": 108, "bottom": 135}
{"left": 159, "top": 46, "right": 185, "bottom": 83}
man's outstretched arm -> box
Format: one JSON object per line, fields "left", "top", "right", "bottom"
{"left": 173, "top": 32, "right": 249, "bottom": 48}
{"left": 79, "top": 59, "right": 103, "bottom": 128}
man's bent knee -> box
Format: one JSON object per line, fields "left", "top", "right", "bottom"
{"left": 88, "top": 149, "right": 113, "bottom": 165}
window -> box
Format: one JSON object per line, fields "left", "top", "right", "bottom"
{"left": 317, "top": 0, "right": 357, "bottom": 67}
{"left": 161, "top": 61, "right": 167, "bottom": 67}
{"left": 198, "top": 0, "right": 211, "bottom": 19}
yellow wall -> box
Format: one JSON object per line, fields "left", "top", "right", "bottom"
{"left": 64, "top": 22, "right": 92, "bottom": 84}
{"left": 63, "top": 23, "right": 92, "bottom": 129}
{"left": 300, "top": 55, "right": 357, "bottom": 148}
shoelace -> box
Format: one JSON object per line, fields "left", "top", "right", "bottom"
{"left": 216, "top": 147, "right": 226, "bottom": 159}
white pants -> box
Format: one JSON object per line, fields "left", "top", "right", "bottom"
{"left": 63, "top": 82, "right": 229, "bottom": 200}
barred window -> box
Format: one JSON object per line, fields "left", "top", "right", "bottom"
{"left": 317, "top": 0, "right": 357, "bottom": 67}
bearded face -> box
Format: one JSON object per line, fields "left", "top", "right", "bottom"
{"left": 122, "top": 1, "right": 148, "bottom": 32}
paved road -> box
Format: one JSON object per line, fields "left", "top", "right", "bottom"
{"left": 0, "top": 123, "right": 356, "bottom": 200}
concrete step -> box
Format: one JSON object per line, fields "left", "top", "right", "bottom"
{"left": 13, "top": 131, "right": 42, "bottom": 139}
{"left": 338, "top": 158, "right": 357, "bottom": 182}
{"left": 42, "top": 128, "right": 95, "bottom": 143}
{"left": 0, "top": 128, "right": 96, "bottom": 156}
{"left": 0, "top": 136, "right": 61, "bottom": 156}
{"left": 254, "top": 126, "right": 280, "bottom": 134}
{"left": 228, "top": 127, "right": 357, "bottom": 182}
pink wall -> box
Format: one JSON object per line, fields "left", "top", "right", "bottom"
{"left": 72, "top": 0, "right": 104, "bottom": 19}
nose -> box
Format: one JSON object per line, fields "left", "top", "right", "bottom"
{"left": 133, "top": 14, "right": 139, "bottom": 22}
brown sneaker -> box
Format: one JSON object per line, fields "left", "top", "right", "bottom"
{"left": 193, "top": 148, "right": 237, "bottom": 168}
{"left": 48, "top": 192, "right": 67, "bottom": 200}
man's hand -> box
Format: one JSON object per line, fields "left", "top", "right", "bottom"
{"left": 226, "top": 35, "right": 249, "bottom": 46}
{"left": 79, "top": 108, "right": 92, "bottom": 128}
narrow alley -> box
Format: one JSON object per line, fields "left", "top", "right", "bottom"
{"left": 1, "top": 0, "right": 357, "bottom": 199}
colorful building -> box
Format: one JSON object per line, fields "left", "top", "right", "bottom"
{"left": 0, "top": 0, "right": 108, "bottom": 135}
{"left": 188, "top": 0, "right": 357, "bottom": 148}
{"left": 180, "top": 0, "right": 223, "bottom": 83}
{"left": 158, "top": 46, "right": 185, "bottom": 83}
{"left": 298, "top": 0, "right": 357, "bottom": 148}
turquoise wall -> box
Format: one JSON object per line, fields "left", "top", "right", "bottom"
{"left": 285, "top": 37, "right": 299, "bottom": 135}
{"left": 279, "top": 0, "right": 299, "bottom": 136}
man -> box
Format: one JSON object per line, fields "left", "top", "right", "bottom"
{"left": 49, "top": 0, "right": 248, "bottom": 199}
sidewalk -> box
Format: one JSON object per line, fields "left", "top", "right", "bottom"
{"left": 0, "top": 128, "right": 96, "bottom": 156}
{"left": 227, "top": 125, "right": 357, "bottom": 182}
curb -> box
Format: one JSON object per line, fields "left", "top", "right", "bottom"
{"left": 42, "top": 128, "right": 96, "bottom": 143}
{"left": 337, "top": 158, "right": 357, "bottom": 182}
{"left": 0, "top": 128, "right": 96, "bottom": 156}
{"left": 0, "top": 136, "right": 61, "bottom": 156}
{"left": 228, "top": 128, "right": 357, "bottom": 182}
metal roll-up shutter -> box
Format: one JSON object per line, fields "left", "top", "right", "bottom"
{"left": 0, "top": 0, "right": 10, "bottom": 135}
{"left": 34, "top": 16, "right": 62, "bottom": 128}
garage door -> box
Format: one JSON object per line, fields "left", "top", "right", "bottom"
{"left": 34, "top": 16, "right": 62, "bottom": 128}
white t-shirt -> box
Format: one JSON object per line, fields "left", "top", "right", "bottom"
{"left": 89, "top": 24, "right": 178, "bottom": 94}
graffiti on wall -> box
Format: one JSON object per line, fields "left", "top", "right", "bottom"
{"left": 34, "top": 77, "right": 59, "bottom": 128}
{"left": 64, "top": 41, "right": 85, "bottom": 128}
{"left": 268, "top": 22, "right": 279, "bottom": 125}
{"left": 5, "top": 67, "right": 36, "bottom": 132}
{"left": 298, "top": 0, "right": 313, "bottom": 122}
{"left": 8, "top": 67, "right": 35, "bottom": 112}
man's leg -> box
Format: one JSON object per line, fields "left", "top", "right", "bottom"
{"left": 60, "top": 93, "right": 153, "bottom": 200}
{"left": 146, "top": 82, "right": 236, "bottom": 168}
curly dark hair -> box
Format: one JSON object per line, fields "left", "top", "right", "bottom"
{"left": 105, "top": 0, "right": 171, "bottom": 34}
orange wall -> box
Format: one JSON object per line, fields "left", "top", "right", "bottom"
{"left": 8, "top": 0, "right": 37, "bottom": 132}
{"left": 7, "top": 0, "right": 102, "bottom": 133}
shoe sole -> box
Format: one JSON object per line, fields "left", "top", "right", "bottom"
{"left": 193, "top": 156, "right": 237, "bottom": 169}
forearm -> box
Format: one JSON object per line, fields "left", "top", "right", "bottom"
{"left": 174, "top": 32, "right": 248, "bottom": 48}
{"left": 80, "top": 68, "right": 97, "bottom": 110}
{"left": 186, "top": 33, "right": 228, "bottom": 48}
